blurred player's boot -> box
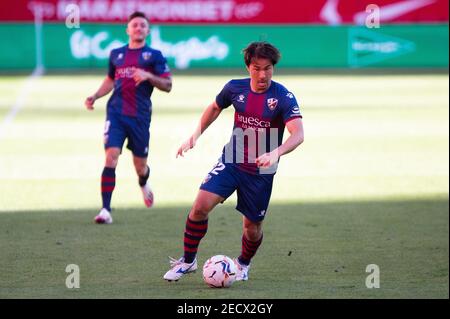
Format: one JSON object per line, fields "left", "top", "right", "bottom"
{"left": 234, "top": 258, "right": 250, "bottom": 281}
{"left": 163, "top": 256, "right": 197, "bottom": 281}
{"left": 141, "top": 183, "right": 154, "bottom": 208}
{"left": 94, "top": 208, "right": 113, "bottom": 224}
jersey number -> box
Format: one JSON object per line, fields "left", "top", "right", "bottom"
{"left": 210, "top": 162, "right": 225, "bottom": 175}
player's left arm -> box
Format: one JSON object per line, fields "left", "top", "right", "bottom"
{"left": 256, "top": 118, "right": 304, "bottom": 168}
{"left": 147, "top": 72, "right": 172, "bottom": 92}
{"left": 277, "top": 118, "right": 304, "bottom": 157}
{"left": 132, "top": 52, "right": 172, "bottom": 92}
{"left": 132, "top": 68, "right": 172, "bottom": 92}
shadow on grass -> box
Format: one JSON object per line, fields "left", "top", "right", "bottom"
{"left": 0, "top": 197, "right": 448, "bottom": 299}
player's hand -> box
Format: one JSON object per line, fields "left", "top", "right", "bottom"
{"left": 132, "top": 67, "right": 151, "bottom": 86}
{"left": 85, "top": 95, "right": 97, "bottom": 110}
{"left": 255, "top": 150, "right": 279, "bottom": 168}
{"left": 176, "top": 136, "right": 196, "bottom": 158}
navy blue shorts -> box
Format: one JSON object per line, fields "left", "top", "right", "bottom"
{"left": 104, "top": 112, "right": 150, "bottom": 158}
{"left": 200, "top": 161, "right": 274, "bottom": 222}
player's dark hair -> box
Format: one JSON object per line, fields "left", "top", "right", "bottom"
{"left": 128, "top": 11, "right": 149, "bottom": 23}
{"left": 243, "top": 42, "right": 281, "bottom": 67}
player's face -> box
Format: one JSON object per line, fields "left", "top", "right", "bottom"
{"left": 126, "top": 17, "right": 149, "bottom": 43}
{"left": 248, "top": 58, "right": 273, "bottom": 93}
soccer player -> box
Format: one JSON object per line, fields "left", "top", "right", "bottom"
{"left": 84, "top": 12, "right": 172, "bottom": 224}
{"left": 163, "top": 42, "right": 304, "bottom": 281}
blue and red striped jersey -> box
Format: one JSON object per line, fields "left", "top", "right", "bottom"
{"left": 106, "top": 45, "right": 171, "bottom": 120}
{"left": 216, "top": 78, "right": 302, "bottom": 175}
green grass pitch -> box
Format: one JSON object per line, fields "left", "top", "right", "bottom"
{"left": 0, "top": 72, "right": 448, "bottom": 298}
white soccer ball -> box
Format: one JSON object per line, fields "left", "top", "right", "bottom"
{"left": 202, "top": 255, "right": 237, "bottom": 288}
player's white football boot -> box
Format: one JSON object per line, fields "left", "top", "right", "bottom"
{"left": 163, "top": 256, "right": 197, "bottom": 281}
{"left": 234, "top": 258, "right": 250, "bottom": 281}
{"left": 94, "top": 208, "right": 113, "bottom": 224}
{"left": 141, "top": 183, "right": 154, "bottom": 208}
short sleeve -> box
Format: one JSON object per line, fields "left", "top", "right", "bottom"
{"left": 282, "top": 92, "right": 302, "bottom": 123}
{"left": 153, "top": 51, "right": 171, "bottom": 78}
{"left": 107, "top": 51, "right": 115, "bottom": 79}
{"left": 215, "top": 82, "right": 233, "bottom": 109}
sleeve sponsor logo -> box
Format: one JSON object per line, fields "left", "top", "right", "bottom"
{"left": 291, "top": 106, "right": 301, "bottom": 115}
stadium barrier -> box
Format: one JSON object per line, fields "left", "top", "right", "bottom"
{"left": 0, "top": 24, "right": 448, "bottom": 70}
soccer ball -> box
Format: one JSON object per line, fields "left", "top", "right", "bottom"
{"left": 202, "top": 255, "right": 237, "bottom": 288}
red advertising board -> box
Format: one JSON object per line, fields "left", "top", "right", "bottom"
{"left": 0, "top": 0, "right": 448, "bottom": 24}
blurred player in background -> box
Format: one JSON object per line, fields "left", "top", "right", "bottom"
{"left": 84, "top": 11, "right": 172, "bottom": 224}
{"left": 164, "top": 42, "right": 304, "bottom": 282}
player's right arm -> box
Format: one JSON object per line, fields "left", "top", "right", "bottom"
{"left": 176, "top": 101, "right": 222, "bottom": 158}
{"left": 84, "top": 76, "right": 114, "bottom": 111}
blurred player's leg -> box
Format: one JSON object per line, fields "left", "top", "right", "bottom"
{"left": 133, "top": 156, "right": 153, "bottom": 208}
{"left": 164, "top": 190, "right": 224, "bottom": 281}
{"left": 95, "top": 147, "right": 120, "bottom": 224}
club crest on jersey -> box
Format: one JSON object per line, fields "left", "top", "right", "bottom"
{"left": 237, "top": 94, "right": 245, "bottom": 103}
{"left": 142, "top": 52, "right": 152, "bottom": 60}
{"left": 267, "top": 98, "right": 278, "bottom": 110}
{"left": 117, "top": 53, "right": 124, "bottom": 60}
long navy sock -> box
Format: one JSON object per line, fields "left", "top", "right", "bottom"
{"left": 183, "top": 217, "right": 208, "bottom": 263}
{"left": 101, "top": 167, "right": 116, "bottom": 212}
{"left": 238, "top": 233, "right": 263, "bottom": 266}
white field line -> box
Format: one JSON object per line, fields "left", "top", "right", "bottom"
{"left": 0, "top": 66, "right": 44, "bottom": 139}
